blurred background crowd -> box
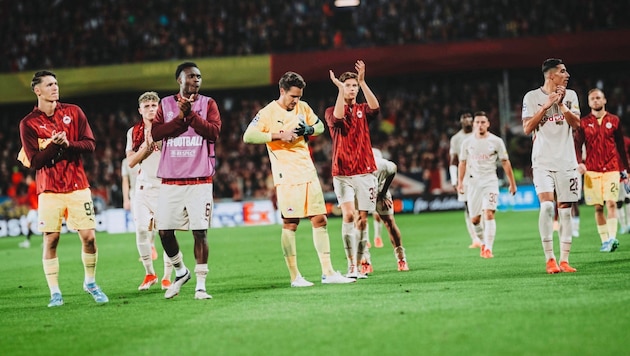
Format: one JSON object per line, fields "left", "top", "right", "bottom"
{"left": 1, "top": 0, "right": 629, "bottom": 218}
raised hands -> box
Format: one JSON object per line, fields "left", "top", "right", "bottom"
{"left": 329, "top": 70, "right": 343, "bottom": 88}
{"left": 355, "top": 60, "right": 366, "bottom": 83}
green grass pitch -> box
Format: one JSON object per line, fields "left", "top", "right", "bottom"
{"left": 1, "top": 206, "right": 628, "bottom": 355}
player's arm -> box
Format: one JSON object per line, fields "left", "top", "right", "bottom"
{"left": 66, "top": 107, "right": 95, "bottom": 153}
{"left": 449, "top": 153, "right": 459, "bottom": 186}
{"left": 457, "top": 159, "right": 467, "bottom": 194}
{"left": 151, "top": 101, "right": 189, "bottom": 141}
{"left": 523, "top": 92, "right": 560, "bottom": 135}
{"left": 574, "top": 126, "right": 587, "bottom": 174}
{"left": 378, "top": 162, "right": 397, "bottom": 199}
{"left": 356, "top": 60, "right": 379, "bottom": 110}
{"left": 559, "top": 102, "right": 579, "bottom": 129}
{"left": 501, "top": 159, "right": 517, "bottom": 195}
{"left": 243, "top": 113, "right": 295, "bottom": 144}
{"left": 189, "top": 99, "right": 221, "bottom": 142}
{"left": 122, "top": 173, "right": 131, "bottom": 210}
{"left": 559, "top": 89, "right": 580, "bottom": 130}
{"left": 126, "top": 145, "right": 151, "bottom": 168}
{"left": 329, "top": 70, "right": 346, "bottom": 120}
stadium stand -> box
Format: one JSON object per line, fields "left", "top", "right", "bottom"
{"left": 1, "top": 1, "right": 629, "bottom": 213}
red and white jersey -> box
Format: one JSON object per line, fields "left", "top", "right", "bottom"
{"left": 574, "top": 112, "right": 628, "bottom": 172}
{"left": 19, "top": 102, "right": 95, "bottom": 194}
{"left": 325, "top": 102, "right": 379, "bottom": 176}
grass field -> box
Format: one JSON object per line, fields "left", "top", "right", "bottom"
{"left": 1, "top": 206, "right": 629, "bottom": 355}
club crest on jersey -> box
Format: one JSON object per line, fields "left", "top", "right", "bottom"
{"left": 565, "top": 101, "right": 572, "bottom": 110}
{"left": 62, "top": 115, "right": 72, "bottom": 124}
{"left": 606, "top": 122, "right": 613, "bottom": 129}
{"left": 167, "top": 111, "right": 175, "bottom": 120}
{"left": 357, "top": 110, "right": 363, "bottom": 118}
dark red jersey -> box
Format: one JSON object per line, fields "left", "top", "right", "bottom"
{"left": 575, "top": 112, "right": 629, "bottom": 172}
{"left": 325, "top": 103, "right": 379, "bottom": 176}
{"left": 19, "top": 103, "right": 95, "bottom": 193}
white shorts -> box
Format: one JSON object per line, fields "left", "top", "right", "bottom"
{"left": 333, "top": 174, "right": 377, "bottom": 212}
{"left": 156, "top": 183, "right": 213, "bottom": 231}
{"left": 533, "top": 168, "right": 581, "bottom": 203}
{"left": 133, "top": 182, "right": 160, "bottom": 232}
{"left": 467, "top": 179, "right": 499, "bottom": 217}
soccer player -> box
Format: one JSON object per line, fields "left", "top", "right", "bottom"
{"left": 574, "top": 88, "right": 628, "bottom": 252}
{"left": 18, "top": 173, "right": 38, "bottom": 248}
{"left": 151, "top": 62, "right": 221, "bottom": 300}
{"left": 372, "top": 148, "right": 409, "bottom": 271}
{"left": 457, "top": 112, "right": 517, "bottom": 258}
{"left": 326, "top": 60, "right": 379, "bottom": 278}
{"left": 18, "top": 70, "right": 108, "bottom": 307}
{"left": 243, "top": 71, "right": 355, "bottom": 287}
{"left": 522, "top": 58, "right": 581, "bottom": 274}
{"left": 125, "top": 91, "right": 174, "bottom": 290}
{"left": 449, "top": 110, "right": 480, "bottom": 248}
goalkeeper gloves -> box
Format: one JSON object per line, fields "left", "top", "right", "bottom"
{"left": 294, "top": 119, "right": 315, "bottom": 137}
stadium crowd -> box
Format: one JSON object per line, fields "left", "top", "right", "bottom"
{"left": 2, "top": 63, "right": 629, "bottom": 217}
{"left": 2, "top": 0, "right": 629, "bottom": 72}
{"left": 1, "top": 1, "right": 630, "bottom": 218}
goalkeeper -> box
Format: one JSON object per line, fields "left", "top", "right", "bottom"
{"left": 243, "top": 71, "right": 355, "bottom": 287}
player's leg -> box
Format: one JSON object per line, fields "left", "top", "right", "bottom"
{"left": 555, "top": 170, "right": 580, "bottom": 272}
{"left": 602, "top": 172, "right": 621, "bottom": 252}
{"left": 459, "top": 186, "right": 481, "bottom": 248}
{"left": 276, "top": 183, "right": 310, "bottom": 287}
{"left": 134, "top": 193, "right": 157, "bottom": 290}
{"left": 354, "top": 174, "right": 377, "bottom": 277}
{"left": 380, "top": 213, "right": 409, "bottom": 271}
{"left": 157, "top": 184, "right": 190, "bottom": 298}
{"left": 533, "top": 168, "right": 559, "bottom": 273}
{"left": 309, "top": 213, "right": 355, "bottom": 285}
{"left": 372, "top": 212, "right": 384, "bottom": 248}
{"left": 480, "top": 186, "right": 499, "bottom": 258}
{"left": 38, "top": 193, "right": 64, "bottom": 306}
{"left": 67, "top": 189, "right": 108, "bottom": 303}
{"left": 334, "top": 176, "right": 359, "bottom": 277}
{"left": 188, "top": 183, "right": 214, "bottom": 299}
{"left": 467, "top": 183, "right": 485, "bottom": 254}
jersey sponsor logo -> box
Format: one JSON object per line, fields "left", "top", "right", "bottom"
{"left": 165, "top": 136, "right": 204, "bottom": 147}
{"left": 541, "top": 113, "right": 565, "bottom": 126}
{"left": 62, "top": 115, "right": 72, "bottom": 124}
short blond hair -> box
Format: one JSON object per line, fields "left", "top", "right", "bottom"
{"left": 138, "top": 91, "right": 160, "bottom": 105}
